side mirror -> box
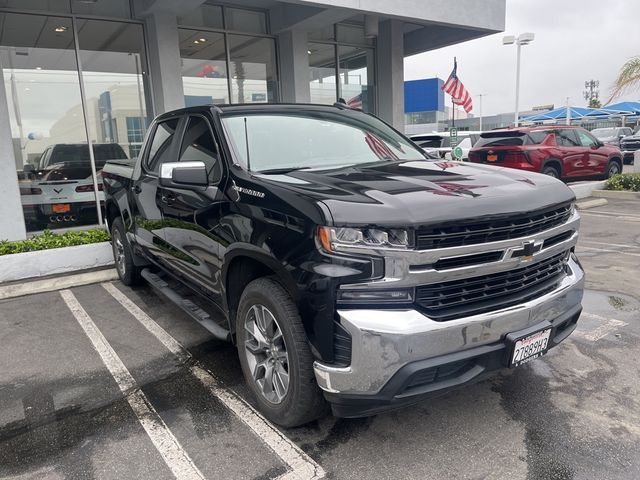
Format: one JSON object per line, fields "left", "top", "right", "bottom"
{"left": 160, "top": 161, "right": 208, "bottom": 188}
{"left": 23, "top": 164, "right": 34, "bottom": 173}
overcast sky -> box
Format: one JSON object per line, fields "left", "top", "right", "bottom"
{"left": 404, "top": 0, "right": 640, "bottom": 116}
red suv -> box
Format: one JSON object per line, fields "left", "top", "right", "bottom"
{"left": 468, "top": 126, "right": 623, "bottom": 180}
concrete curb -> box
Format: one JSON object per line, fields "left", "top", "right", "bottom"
{"left": 0, "top": 268, "right": 118, "bottom": 300}
{"left": 576, "top": 198, "right": 608, "bottom": 210}
{"left": 0, "top": 242, "right": 114, "bottom": 283}
{"left": 592, "top": 189, "right": 640, "bottom": 200}
{"left": 569, "top": 181, "right": 607, "bottom": 200}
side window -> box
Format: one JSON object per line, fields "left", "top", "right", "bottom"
{"left": 555, "top": 130, "right": 580, "bottom": 147}
{"left": 576, "top": 129, "right": 597, "bottom": 147}
{"left": 145, "top": 118, "right": 180, "bottom": 174}
{"left": 528, "top": 131, "right": 549, "bottom": 144}
{"left": 179, "top": 116, "right": 222, "bottom": 184}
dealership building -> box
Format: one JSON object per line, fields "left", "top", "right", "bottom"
{"left": 0, "top": 0, "right": 505, "bottom": 241}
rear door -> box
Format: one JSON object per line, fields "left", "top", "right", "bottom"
{"left": 130, "top": 116, "right": 182, "bottom": 263}
{"left": 576, "top": 129, "right": 608, "bottom": 175}
{"left": 157, "top": 113, "right": 227, "bottom": 304}
{"left": 554, "top": 129, "right": 588, "bottom": 177}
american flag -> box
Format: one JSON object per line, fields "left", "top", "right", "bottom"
{"left": 364, "top": 132, "right": 399, "bottom": 160}
{"left": 347, "top": 93, "right": 363, "bottom": 109}
{"left": 442, "top": 59, "right": 473, "bottom": 113}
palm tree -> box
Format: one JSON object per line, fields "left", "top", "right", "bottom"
{"left": 607, "top": 56, "right": 640, "bottom": 104}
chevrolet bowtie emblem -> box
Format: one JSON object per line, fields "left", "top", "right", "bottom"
{"left": 519, "top": 240, "right": 536, "bottom": 262}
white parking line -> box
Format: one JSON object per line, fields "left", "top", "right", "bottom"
{"left": 102, "top": 282, "right": 325, "bottom": 480}
{"left": 59, "top": 289, "right": 205, "bottom": 480}
{"left": 575, "top": 312, "right": 628, "bottom": 342}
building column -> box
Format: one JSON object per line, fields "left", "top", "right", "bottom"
{"left": 376, "top": 19, "right": 404, "bottom": 130}
{"left": 277, "top": 30, "right": 310, "bottom": 103}
{"left": 143, "top": 11, "right": 185, "bottom": 113}
{"left": 0, "top": 67, "right": 27, "bottom": 241}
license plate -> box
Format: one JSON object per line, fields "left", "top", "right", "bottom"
{"left": 52, "top": 204, "right": 71, "bottom": 213}
{"left": 510, "top": 328, "right": 551, "bottom": 367}
{"left": 486, "top": 154, "right": 498, "bottom": 162}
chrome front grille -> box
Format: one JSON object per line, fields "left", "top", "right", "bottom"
{"left": 415, "top": 203, "right": 572, "bottom": 250}
{"left": 415, "top": 251, "right": 569, "bottom": 321}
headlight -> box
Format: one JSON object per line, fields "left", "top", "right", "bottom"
{"left": 337, "top": 288, "right": 414, "bottom": 304}
{"left": 317, "top": 226, "right": 410, "bottom": 252}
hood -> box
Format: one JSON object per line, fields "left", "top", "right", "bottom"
{"left": 256, "top": 160, "right": 575, "bottom": 227}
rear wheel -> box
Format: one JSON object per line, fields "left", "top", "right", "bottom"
{"left": 110, "top": 217, "right": 142, "bottom": 286}
{"left": 236, "top": 277, "right": 326, "bottom": 427}
{"left": 604, "top": 160, "right": 621, "bottom": 179}
{"left": 542, "top": 165, "right": 560, "bottom": 179}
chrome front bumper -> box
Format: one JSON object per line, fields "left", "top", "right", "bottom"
{"left": 314, "top": 256, "right": 584, "bottom": 396}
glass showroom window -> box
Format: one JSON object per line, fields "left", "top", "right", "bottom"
{"left": 0, "top": 13, "right": 91, "bottom": 232}
{"left": 0, "top": 11, "right": 150, "bottom": 233}
{"left": 180, "top": 30, "right": 230, "bottom": 106}
{"left": 308, "top": 24, "right": 376, "bottom": 113}
{"left": 309, "top": 42, "right": 337, "bottom": 105}
{"left": 76, "top": 19, "right": 151, "bottom": 162}
{"left": 338, "top": 45, "right": 375, "bottom": 113}
{"left": 228, "top": 34, "right": 277, "bottom": 104}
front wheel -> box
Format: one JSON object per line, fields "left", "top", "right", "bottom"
{"left": 542, "top": 165, "right": 560, "bottom": 179}
{"left": 604, "top": 160, "right": 621, "bottom": 179}
{"left": 236, "top": 277, "right": 326, "bottom": 427}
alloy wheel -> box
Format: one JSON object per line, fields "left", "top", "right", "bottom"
{"left": 243, "top": 304, "right": 290, "bottom": 404}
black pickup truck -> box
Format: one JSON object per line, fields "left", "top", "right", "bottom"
{"left": 102, "top": 103, "right": 584, "bottom": 427}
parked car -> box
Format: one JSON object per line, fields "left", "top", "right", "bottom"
{"left": 20, "top": 143, "right": 128, "bottom": 229}
{"left": 590, "top": 127, "right": 633, "bottom": 147}
{"left": 620, "top": 134, "right": 640, "bottom": 164}
{"left": 103, "top": 103, "right": 584, "bottom": 427}
{"left": 468, "top": 126, "right": 623, "bottom": 180}
{"left": 410, "top": 131, "right": 481, "bottom": 159}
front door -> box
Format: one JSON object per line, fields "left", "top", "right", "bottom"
{"left": 157, "top": 114, "right": 227, "bottom": 306}
{"left": 553, "top": 129, "right": 587, "bottom": 177}
{"left": 576, "top": 129, "right": 609, "bottom": 176}
{"left": 130, "top": 117, "right": 182, "bottom": 263}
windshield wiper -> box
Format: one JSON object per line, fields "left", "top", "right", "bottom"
{"left": 255, "top": 166, "right": 313, "bottom": 175}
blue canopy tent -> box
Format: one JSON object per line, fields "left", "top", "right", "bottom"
{"left": 583, "top": 106, "right": 635, "bottom": 117}
{"left": 520, "top": 106, "right": 593, "bottom": 123}
{"left": 603, "top": 101, "right": 640, "bottom": 115}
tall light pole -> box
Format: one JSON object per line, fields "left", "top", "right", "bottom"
{"left": 503, "top": 32, "right": 535, "bottom": 127}
{"left": 477, "top": 94, "right": 486, "bottom": 131}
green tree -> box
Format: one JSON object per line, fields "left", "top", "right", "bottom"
{"left": 607, "top": 56, "right": 640, "bottom": 103}
{"left": 589, "top": 97, "right": 601, "bottom": 108}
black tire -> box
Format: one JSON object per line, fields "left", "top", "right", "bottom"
{"left": 236, "top": 277, "right": 326, "bottom": 427}
{"left": 542, "top": 165, "right": 560, "bottom": 179}
{"left": 604, "top": 160, "right": 622, "bottom": 179}
{"left": 110, "top": 217, "right": 142, "bottom": 286}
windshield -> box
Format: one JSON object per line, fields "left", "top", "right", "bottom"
{"left": 222, "top": 111, "right": 427, "bottom": 172}
{"left": 591, "top": 128, "right": 617, "bottom": 138}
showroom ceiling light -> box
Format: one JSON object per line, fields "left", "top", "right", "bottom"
{"left": 54, "top": 26, "right": 67, "bottom": 32}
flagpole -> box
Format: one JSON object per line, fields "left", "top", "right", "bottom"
{"left": 452, "top": 96, "right": 455, "bottom": 128}
{"left": 452, "top": 56, "right": 456, "bottom": 129}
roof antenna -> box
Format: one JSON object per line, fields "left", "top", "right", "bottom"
{"left": 243, "top": 117, "right": 251, "bottom": 171}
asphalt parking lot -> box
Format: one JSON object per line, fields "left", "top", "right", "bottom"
{"left": 1, "top": 198, "right": 639, "bottom": 480}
